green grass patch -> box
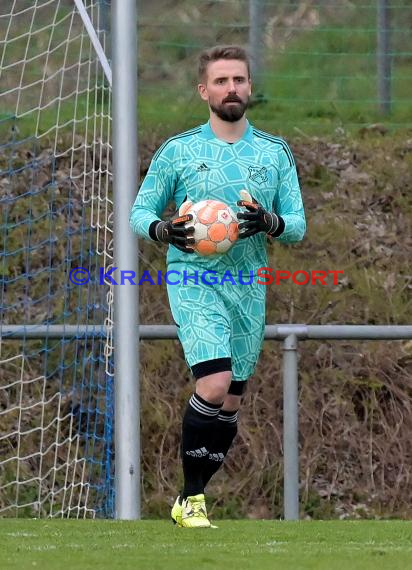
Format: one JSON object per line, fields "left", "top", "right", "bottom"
{"left": 136, "top": 12, "right": 412, "bottom": 139}
{"left": 3, "top": 6, "right": 411, "bottom": 142}
{"left": 1, "top": 520, "right": 412, "bottom": 570}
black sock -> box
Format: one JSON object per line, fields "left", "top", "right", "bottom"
{"left": 181, "top": 393, "right": 222, "bottom": 499}
{"left": 202, "top": 409, "right": 238, "bottom": 489}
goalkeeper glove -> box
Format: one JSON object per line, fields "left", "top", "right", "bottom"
{"left": 152, "top": 214, "right": 195, "bottom": 253}
{"left": 237, "top": 190, "right": 281, "bottom": 239}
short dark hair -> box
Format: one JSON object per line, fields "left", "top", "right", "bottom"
{"left": 198, "top": 45, "right": 251, "bottom": 81}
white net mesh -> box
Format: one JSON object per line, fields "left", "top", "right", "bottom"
{"left": 0, "top": 0, "right": 114, "bottom": 518}
{"left": 0, "top": 354, "right": 95, "bottom": 518}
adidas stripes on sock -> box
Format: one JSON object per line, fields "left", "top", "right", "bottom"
{"left": 202, "top": 409, "right": 238, "bottom": 488}
{"left": 181, "top": 393, "right": 222, "bottom": 499}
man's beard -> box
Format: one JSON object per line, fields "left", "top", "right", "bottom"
{"left": 210, "top": 97, "right": 249, "bottom": 122}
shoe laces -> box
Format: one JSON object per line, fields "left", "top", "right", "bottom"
{"left": 185, "top": 496, "right": 206, "bottom": 518}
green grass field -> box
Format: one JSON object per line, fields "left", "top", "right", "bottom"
{"left": 1, "top": 520, "right": 412, "bottom": 570}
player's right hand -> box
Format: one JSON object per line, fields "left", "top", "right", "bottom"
{"left": 154, "top": 215, "right": 195, "bottom": 253}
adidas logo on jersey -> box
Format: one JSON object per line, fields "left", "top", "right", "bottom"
{"left": 196, "top": 163, "right": 210, "bottom": 171}
{"left": 185, "top": 447, "right": 208, "bottom": 457}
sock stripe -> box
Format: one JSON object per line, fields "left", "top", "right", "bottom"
{"left": 193, "top": 392, "right": 222, "bottom": 410}
{"left": 189, "top": 395, "right": 221, "bottom": 416}
{"left": 218, "top": 411, "right": 238, "bottom": 423}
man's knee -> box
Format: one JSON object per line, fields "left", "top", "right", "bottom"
{"left": 192, "top": 358, "right": 232, "bottom": 404}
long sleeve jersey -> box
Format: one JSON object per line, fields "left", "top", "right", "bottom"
{"left": 130, "top": 120, "right": 306, "bottom": 274}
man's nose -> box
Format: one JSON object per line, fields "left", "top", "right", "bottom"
{"left": 227, "top": 80, "right": 237, "bottom": 93}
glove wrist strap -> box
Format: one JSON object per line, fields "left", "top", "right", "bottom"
{"left": 266, "top": 213, "right": 279, "bottom": 235}
{"left": 149, "top": 220, "right": 162, "bottom": 242}
{"left": 154, "top": 221, "right": 166, "bottom": 242}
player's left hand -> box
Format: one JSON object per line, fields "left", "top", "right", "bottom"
{"left": 237, "top": 190, "right": 279, "bottom": 238}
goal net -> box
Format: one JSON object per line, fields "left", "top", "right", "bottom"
{"left": 0, "top": 0, "right": 114, "bottom": 518}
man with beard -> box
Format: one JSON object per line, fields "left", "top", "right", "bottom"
{"left": 129, "top": 45, "right": 306, "bottom": 528}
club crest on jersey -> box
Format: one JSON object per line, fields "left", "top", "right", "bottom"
{"left": 248, "top": 166, "right": 268, "bottom": 185}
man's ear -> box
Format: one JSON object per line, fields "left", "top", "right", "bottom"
{"left": 198, "top": 83, "right": 208, "bottom": 101}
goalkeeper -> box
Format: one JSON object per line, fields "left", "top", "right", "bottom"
{"left": 129, "top": 45, "right": 306, "bottom": 528}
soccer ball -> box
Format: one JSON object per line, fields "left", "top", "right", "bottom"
{"left": 179, "top": 199, "right": 239, "bottom": 256}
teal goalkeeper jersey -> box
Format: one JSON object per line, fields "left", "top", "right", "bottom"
{"left": 129, "top": 120, "right": 306, "bottom": 273}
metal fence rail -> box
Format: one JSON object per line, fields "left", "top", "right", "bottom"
{"left": 2, "top": 323, "right": 411, "bottom": 520}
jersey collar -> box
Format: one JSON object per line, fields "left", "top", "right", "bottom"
{"left": 201, "top": 119, "right": 254, "bottom": 144}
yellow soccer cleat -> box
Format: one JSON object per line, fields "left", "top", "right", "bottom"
{"left": 180, "top": 494, "right": 212, "bottom": 528}
{"left": 171, "top": 496, "right": 183, "bottom": 527}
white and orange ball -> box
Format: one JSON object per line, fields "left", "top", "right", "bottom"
{"left": 179, "top": 199, "right": 239, "bottom": 256}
